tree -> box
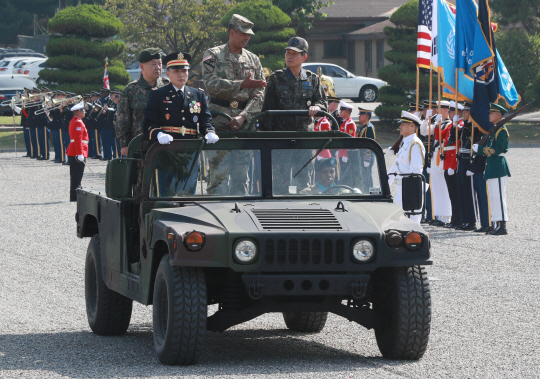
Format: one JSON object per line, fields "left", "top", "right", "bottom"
{"left": 220, "top": 1, "right": 292, "bottom": 71}
{"left": 375, "top": 0, "right": 437, "bottom": 120}
{"left": 271, "top": 0, "right": 334, "bottom": 30}
{"left": 39, "top": 4, "right": 130, "bottom": 93}
{"left": 490, "top": 0, "right": 540, "bottom": 35}
{"left": 104, "top": 0, "right": 231, "bottom": 69}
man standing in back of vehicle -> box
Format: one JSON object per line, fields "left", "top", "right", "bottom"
{"left": 116, "top": 48, "right": 169, "bottom": 156}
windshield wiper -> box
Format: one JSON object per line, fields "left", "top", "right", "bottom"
{"left": 293, "top": 139, "right": 332, "bottom": 178}
{"left": 182, "top": 139, "right": 205, "bottom": 191}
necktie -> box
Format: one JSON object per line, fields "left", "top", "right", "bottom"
{"left": 177, "top": 90, "right": 183, "bottom": 101}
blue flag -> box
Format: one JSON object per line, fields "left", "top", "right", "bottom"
{"left": 496, "top": 49, "right": 520, "bottom": 107}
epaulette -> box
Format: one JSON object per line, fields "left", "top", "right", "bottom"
{"left": 198, "top": 88, "right": 205, "bottom": 92}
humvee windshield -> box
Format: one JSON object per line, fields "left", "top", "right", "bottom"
{"left": 149, "top": 146, "right": 381, "bottom": 198}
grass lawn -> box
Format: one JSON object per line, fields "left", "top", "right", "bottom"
{"left": 0, "top": 115, "right": 21, "bottom": 125}
{"left": 0, "top": 131, "right": 24, "bottom": 150}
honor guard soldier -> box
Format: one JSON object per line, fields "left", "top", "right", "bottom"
{"left": 59, "top": 92, "right": 75, "bottom": 165}
{"left": 328, "top": 96, "right": 343, "bottom": 129}
{"left": 87, "top": 91, "right": 101, "bottom": 159}
{"left": 202, "top": 14, "right": 266, "bottom": 131}
{"left": 48, "top": 92, "right": 66, "bottom": 163}
{"left": 66, "top": 102, "right": 89, "bottom": 202}
{"left": 387, "top": 111, "right": 426, "bottom": 224}
{"left": 419, "top": 99, "right": 437, "bottom": 223}
{"left": 20, "top": 89, "right": 31, "bottom": 157}
{"left": 143, "top": 52, "right": 217, "bottom": 144}
{"left": 33, "top": 88, "right": 50, "bottom": 160}
{"left": 357, "top": 107, "right": 376, "bottom": 193}
{"left": 96, "top": 87, "right": 116, "bottom": 160}
{"left": 473, "top": 103, "right": 510, "bottom": 235}
{"left": 116, "top": 48, "right": 169, "bottom": 157}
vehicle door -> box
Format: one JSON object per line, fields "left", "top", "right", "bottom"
{"left": 325, "top": 65, "right": 355, "bottom": 98}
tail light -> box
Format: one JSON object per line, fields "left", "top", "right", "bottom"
{"left": 24, "top": 70, "right": 29, "bottom": 74}
{"left": 17, "top": 69, "right": 22, "bottom": 74}
{"left": 0, "top": 68, "right": 7, "bottom": 72}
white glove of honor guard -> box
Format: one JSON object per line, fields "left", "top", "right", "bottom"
{"left": 426, "top": 109, "right": 433, "bottom": 118}
{"left": 205, "top": 131, "right": 219, "bottom": 144}
{"left": 388, "top": 148, "right": 395, "bottom": 155}
{"left": 466, "top": 170, "right": 474, "bottom": 176}
{"left": 341, "top": 156, "right": 348, "bottom": 163}
{"left": 76, "top": 155, "right": 84, "bottom": 162}
{"left": 426, "top": 167, "right": 431, "bottom": 174}
{"left": 436, "top": 114, "right": 442, "bottom": 123}
{"left": 452, "top": 115, "right": 460, "bottom": 124}
{"left": 388, "top": 175, "right": 395, "bottom": 186}
{"left": 363, "top": 161, "right": 370, "bottom": 167}
{"left": 472, "top": 144, "right": 479, "bottom": 153}
{"left": 157, "top": 132, "right": 173, "bottom": 145}
{"left": 448, "top": 168, "right": 455, "bottom": 175}
{"left": 353, "top": 188, "right": 362, "bottom": 193}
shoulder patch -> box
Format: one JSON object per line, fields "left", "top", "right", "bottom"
{"left": 203, "top": 55, "right": 213, "bottom": 62}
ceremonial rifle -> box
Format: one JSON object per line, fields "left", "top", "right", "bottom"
{"left": 389, "top": 135, "right": 403, "bottom": 155}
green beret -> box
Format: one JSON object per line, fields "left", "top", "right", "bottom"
{"left": 138, "top": 48, "right": 162, "bottom": 63}
{"left": 490, "top": 102, "right": 507, "bottom": 114}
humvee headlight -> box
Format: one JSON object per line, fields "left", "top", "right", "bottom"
{"left": 234, "top": 239, "right": 258, "bottom": 264}
{"left": 405, "top": 232, "right": 422, "bottom": 251}
{"left": 352, "top": 240, "right": 374, "bottom": 262}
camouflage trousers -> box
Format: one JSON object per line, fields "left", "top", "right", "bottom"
{"left": 205, "top": 150, "right": 253, "bottom": 196}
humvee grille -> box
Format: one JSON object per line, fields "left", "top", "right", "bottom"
{"left": 251, "top": 209, "right": 342, "bottom": 230}
{"left": 264, "top": 238, "right": 346, "bottom": 266}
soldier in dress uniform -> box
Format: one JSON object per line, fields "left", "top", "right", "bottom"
{"left": 59, "top": 92, "right": 75, "bottom": 165}
{"left": 419, "top": 99, "right": 437, "bottom": 223}
{"left": 202, "top": 14, "right": 266, "bottom": 131}
{"left": 357, "top": 107, "right": 376, "bottom": 193}
{"left": 327, "top": 96, "right": 343, "bottom": 129}
{"left": 86, "top": 91, "right": 101, "bottom": 159}
{"left": 96, "top": 87, "right": 116, "bottom": 161}
{"left": 32, "top": 88, "right": 50, "bottom": 160}
{"left": 473, "top": 103, "right": 510, "bottom": 235}
{"left": 116, "top": 48, "right": 170, "bottom": 156}
{"left": 66, "top": 102, "right": 89, "bottom": 202}
{"left": 20, "top": 88, "right": 31, "bottom": 157}
{"left": 48, "top": 92, "right": 66, "bottom": 163}
{"left": 387, "top": 111, "right": 426, "bottom": 224}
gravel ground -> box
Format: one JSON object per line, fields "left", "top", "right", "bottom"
{"left": 0, "top": 148, "right": 539, "bottom": 378}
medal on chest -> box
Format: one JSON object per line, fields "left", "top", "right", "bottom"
{"left": 190, "top": 101, "right": 201, "bottom": 113}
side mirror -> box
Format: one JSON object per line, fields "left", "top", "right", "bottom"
{"left": 401, "top": 175, "right": 423, "bottom": 211}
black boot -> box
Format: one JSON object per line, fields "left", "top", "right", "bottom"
{"left": 493, "top": 221, "right": 508, "bottom": 235}
{"left": 486, "top": 221, "right": 499, "bottom": 234}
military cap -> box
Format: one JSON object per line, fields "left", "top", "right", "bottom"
{"left": 314, "top": 157, "right": 336, "bottom": 172}
{"left": 462, "top": 101, "right": 471, "bottom": 111}
{"left": 286, "top": 37, "right": 309, "bottom": 54}
{"left": 358, "top": 106, "right": 373, "bottom": 115}
{"left": 24, "top": 87, "right": 32, "bottom": 91}
{"left": 111, "top": 89, "right": 121, "bottom": 95}
{"left": 409, "top": 101, "right": 423, "bottom": 110}
{"left": 229, "top": 14, "right": 255, "bottom": 35}
{"left": 70, "top": 102, "right": 85, "bottom": 112}
{"left": 438, "top": 100, "right": 451, "bottom": 109}
{"left": 422, "top": 99, "right": 438, "bottom": 107}
{"left": 339, "top": 101, "right": 353, "bottom": 111}
{"left": 399, "top": 110, "right": 421, "bottom": 127}
{"left": 138, "top": 47, "right": 162, "bottom": 63}
{"left": 91, "top": 91, "right": 100, "bottom": 96}
{"left": 328, "top": 96, "right": 341, "bottom": 103}
{"left": 490, "top": 103, "right": 507, "bottom": 114}
{"left": 82, "top": 93, "right": 92, "bottom": 98}
{"left": 42, "top": 86, "right": 50, "bottom": 91}
{"left": 101, "top": 87, "right": 111, "bottom": 92}
{"left": 66, "top": 92, "right": 77, "bottom": 96}
{"left": 163, "top": 52, "right": 191, "bottom": 69}
{"left": 449, "top": 101, "right": 464, "bottom": 111}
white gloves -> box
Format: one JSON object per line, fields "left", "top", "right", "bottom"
{"left": 448, "top": 168, "right": 455, "bottom": 175}
{"left": 363, "top": 161, "right": 370, "bottom": 167}
{"left": 426, "top": 109, "right": 433, "bottom": 118}
{"left": 472, "top": 144, "right": 478, "bottom": 153}
{"left": 388, "top": 148, "right": 395, "bottom": 155}
{"left": 388, "top": 175, "right": 395, "bottom": 186}
{"left": 76, "top": 155, "right": 84, "bottom": 162}
{"left": 436, "top": 114, "right": 442, "bottom": 123}
{"left": 414, "top": 111, "right": 422, "bottom": 118}
{"left": 352, "top": 188, "right": 362, "bottom": 194}
{"left": 341, "top": 156, "right": 348, "bottom": 163}
{"left": 157, "top": 132, "right": 174, "bottom": 144}
{"left": 452, "top": 115, "right": 460, "bottom": 123}
{"left": 466, "top": 170, "right": 474, "bottom": 176}
{"left": 205, "top": 131, "right": 219, "bottom": 144}
{"left": 426, "top": 167, "right": 431, "bottom": 174}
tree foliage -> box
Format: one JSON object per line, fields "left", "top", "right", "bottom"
{"left": 105, "top": 0, "right": 231, "bottom": 68}
{"left": 490, "top": 0, "right": 540, "bottom": 35}
{"left": 48, "top": 4, "right": 123, "bottom": 38}
{"left": 270, "top": 0, "right": 334, "bottom": 30}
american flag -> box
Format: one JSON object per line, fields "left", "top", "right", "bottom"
{"left": 417, "top": 0, "right": 433, "bottom": 69}
{"left": 103, "top": 60, "right": 110, "bottom": 89}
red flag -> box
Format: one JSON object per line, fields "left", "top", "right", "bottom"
{"left": 103, "top": 62, "right": 110, "bottom": 89}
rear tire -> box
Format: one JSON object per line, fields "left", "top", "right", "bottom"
{"left": 283, "top": 311, "right": 328, "bottom": 333}
{"left": 373, "top": 266, "right": 431, "bottom": 360}
{"left": 153, "top": 257, "right": 207, "bottom": 365}
{"left": 85, "top": 235, "right": 133, "bottom": 335}
{"left": 359, "top": 85, "right": 378, "bottom": 102}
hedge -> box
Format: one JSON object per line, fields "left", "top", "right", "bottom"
{"left": 384, "top": 50, "right": 417, "bottom": 67}
{"left": 248, "top": 41, "right": 288, "bottom": 55}
{"left": 377, "top": 86, "right": 408, "bottom": 106}
{"left": 45, "top": 55, "right": 103, "bottom": 70}
{"left": 46, "top": 36, "right": 126, "bottom": 59}
{"left": 249, "top": 28, "right": 296, "bottom": 44}
{"left": 374, "top": 104, "right": 404, "bottom": 120}
{"left": 221, "top": 1, "right": 291, "bottom": 31}
{"left": 390, "top": 0, "right": 419, "bottom": 28}
{"left": 260, "top": 54, "right": 285, "bottom": 71}
{"left": 48, "top": 4, "right": 123, "bottom": 38}
{"left": 39, "top": 65, "right": 130, "bottom": 85}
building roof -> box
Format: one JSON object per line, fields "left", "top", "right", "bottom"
{"left": 348, "top": 19, "right": 394, "bottom": 35}
{"left": 319, "top": 0, "right": 411, "bottom": 19}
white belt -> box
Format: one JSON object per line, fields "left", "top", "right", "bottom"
{"left": 459, "top": 148, "right": 471, "bottom": 154}
{"left": 71, "top": 139, "right": 89, "bottom": 144}
{"left": 443, "top": 146, "right": 456, "bottom": 151}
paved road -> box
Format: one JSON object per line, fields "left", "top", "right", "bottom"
{"left": 0, "top": 149, "right": 539, "bottom": 378}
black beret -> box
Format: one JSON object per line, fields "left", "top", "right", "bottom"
{"left": 138, "top": 48, "right": 162, "bottom": 63}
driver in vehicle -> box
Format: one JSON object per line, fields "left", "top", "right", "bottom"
{"left": 300, "top": 157, "right": 361, "bottom": 195}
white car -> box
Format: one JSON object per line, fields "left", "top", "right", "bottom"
{"left": 0, "top": 57, "right": 36, "bottom": 75}
{"left": 19, "top": 60, "right": 48, "bottom": 80}
{"left": 12, "top": 58, "right": 46, "bottom": 75}
{"left": 302, "top": 63, "right": 386, "bottom": 102}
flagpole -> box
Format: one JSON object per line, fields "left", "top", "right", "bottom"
{"left": 416, "top": 67, "right": 420, "bottom": 135}
{"left": 455, "top": 69, "right": 459, "bottom": 163}
{"left": 428, "top": 68, "right": 433, "bottom": 155}
{"left": 438, "top": 70, "right": 442, "bottom": 162}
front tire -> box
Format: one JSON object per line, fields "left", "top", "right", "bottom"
{"left": 373, "top": 266, "right": 431, "bottom": 360}
{"left": 153, "top": 257, "right": 207, "bottom": 365}
{"left": 283, "top": 312, "right": 328, "bottom": 333}
{"left": 85, "top": 235, "right": 133, "bottom": 335}
{"left": 359, "top": 85, "right": 378, "bottom": 102}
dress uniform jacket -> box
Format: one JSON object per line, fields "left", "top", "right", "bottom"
{"left": 330, "top": 109, "right": 343, "bottom": 131}
{"left": 442, "top": 122, "right": 461, "bottom": 171}
{"left": 477, "top": 127, "right": 511, "bottom": 179}
{"left": 357, "top": 122, "right": 375, "bottom": 139}
{"left": 143, "top": 83, "right": 214, "bottom": 143}
{"left": 66, "top": 117, "right": 89, "bottom": 157}
{"left": 314, "top": 117, "right": 331, "bottom": 131}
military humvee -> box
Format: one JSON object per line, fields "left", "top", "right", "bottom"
{"left": 76, "top": 126, "right": 431, "bottom": 366}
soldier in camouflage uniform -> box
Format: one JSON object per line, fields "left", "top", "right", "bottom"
{"left": 261, "top": 37, "right": 328, "bottom": 194}
{"left": 201, "top": 14, "right": 266, "bottom": 195}
{"left": 115, "top": 48, "right": 170, "bottom": 156}
{"left": 201, "top": 14, "right": 266, "bottom": 131}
